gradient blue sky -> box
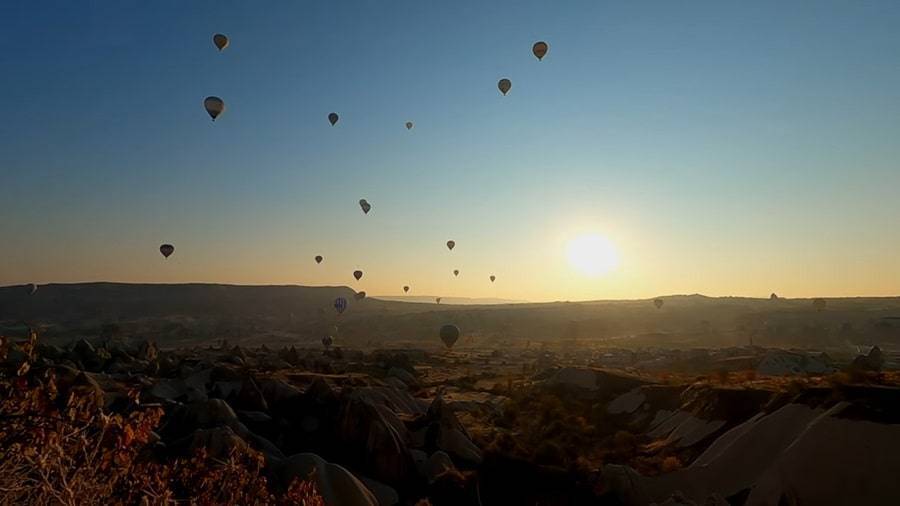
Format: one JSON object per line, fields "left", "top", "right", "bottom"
{"left": 2, "top": 0, "right": 899, "bottom": 301}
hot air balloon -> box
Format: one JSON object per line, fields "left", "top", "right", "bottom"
{"left": 353, "top": 270, "right": 363, "bottom": 281}
{"left": 328, "top": 112, "right": 339, "bottom": 126}
{"left": 532, "top": 41, "right": 549, "bottom": 60}
{"left": 403, "top": 286, "right": 410, "bottom": 293}
{"left": 770, "top": 293, "right": 779, "bottom": 300}
{"left": 813, "top": 298, "right": 827, "bottom": 312}
{"left": 213, "top": 33, "right": 229, "bottom": 51}
{"left": 359, "top": 199, "right": 371, "bottom": 215}
{"left": 446, "top": 240, "right": 455, "bottom": 251}
{"left": 439, "top": 324, "right": 460, "bottom": 349}
{"left": 315, "top": 255, "right": 323, "bottom": 264}
{"left": 436, "top": 297, "right": 442, "bottom": 304}
{"left": 653, "top": 298, "right": 664, "bottom": 310}
{"left": 453, "top": 269, "right": 459, "bottom": 277}
{"left": 405, "top": 121, "right": 413, "bottom": 130}
{"left": 355, "top": 291, "right": 366, "bottom": 300}
{"left": 334, "top": 297, "right": 348, "bottom": 314}
{"left": 26, "top": 284, "right": 37, "bottom": 296}
{"left": 203, "top": 97, "right": 225, "bottom": 121}
{"left": 489, "top": 275, "right": 496, "bottom": 283}
{"left": 160, "top": 244, "right": 175, "bottom": 258}
{"left": 322, "top": 335, "right": 334, "bottom": 349}
{"left": 498, "top": 79, "right": 511, "bottom": 96}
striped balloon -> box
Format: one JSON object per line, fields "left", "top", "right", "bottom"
{"left": 334, "top": 297, "right": 348, "bottom": 315}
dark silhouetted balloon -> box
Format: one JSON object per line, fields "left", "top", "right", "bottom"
{"left": 453, "top": 269, "right": 459, "bottom": 277}
{"left": 353, "top": 270, "right": 363, "bottom": 281}
{"left": 770, "top": 293, "right": 778, "bottom": 300}
{"left": 204, "top": 97, "right": 225, "bottom": 121}
{"left": 355, "top": 291, "right": 366, "bottom": 300}
{"left": 489, "top": 275, "right": 496, "bottom": 283}
{"left": 213, "top": 34, "right": 229, "bottom": 51}
{"left": 406, "top": 121, "right": 413, "bottom": 130}
{"left": 322, "top": 335, "right": 333, "bottom": 348}
{"left": 334, "top": 297, "right": 348, "bottom": 314}
{"left": 436, "top": 297, "right": 442, "bottom": 304}
{"left": 328, "top": 112, "right": 339, "bottom": 126}
{"left": 160, "top": 244, "right": 175, "bottom": 258}
{"left": 439, "top": 324, "right": 460, "bottom": 349}
{"left": 532, "top": 41, "right": 548, "bottom": 60}
{"left": 26, "top": 284, "right": 38, "bottom": 296}
{"left": 315, "top": 255, "right": 323, "bottom": 264}
{"left": 359, "top": 199, "right": 371, "bottom": 215}
{"left": 403, "top": 285, "right": 410, "bottom": 293}
{"left": 498, "top": 79, "right": 511, "bottom": 96}
{"left": 446, "top": 240, "right": 455, "bottom": 251}
{"left": 653, "top": 298, "right": 664, "bottom": 309}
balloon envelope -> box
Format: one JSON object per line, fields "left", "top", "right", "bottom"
{"left": 770, "top": 293, "right": 778, "bottom": 300}
{"left": 446, "top": 240, "right": 455, "bottom": 251}
{"left": 405, "top": 121, "right": 413, "bottom": 130}
{"left": 213, "top": 33, "right": 229, "bottom": 51}
{"left": 328, "top": 112, "right": 339, "bottom": 126}
{"left": 653, "top": 298, "right": 664, "bottom": 309}
{"left": 355, "top": 291, "right": 366, "bottom": 300}
{"left": 359, "top": 199, "right": 371, "bottom": 214}
{"left": 489, "top": 275, "right": 496, "bottom": 282}
{"left": 403, "top": 286, "right": 410, "bottom": 293}
{"left": 439, "top": 324, "right": 460, "bottom": 349}
{"left": 353, "top": 270, "right": 363, "bottom": 281}
{"left": 322, "top": 335, "right": 334, "bottom": 348}
{"left": 334, "top": 297, "right": 348, "bottom": 314}
{"left": 315, "top": 255, "right": 323, "bottom": 264}
{"left": 453, "top": 270, "right": 459, "bottom": 277}
{"left": 532, "top": 41, "right": 548, "bottom": 60}
{"left": 498, "top": 79, "right": 511, "bottom": 95}
{"left": 436, "top": 297, "right": 442, "bottom": 304}
{"left": 203, "top": 97, "right": 225, "bottom": 121}
{"left": 160, "top": 244, "right": 175, "bottom": 258}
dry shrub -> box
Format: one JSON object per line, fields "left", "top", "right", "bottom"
{"left": 0, "top": 332, "right": 323, "bottom": 506}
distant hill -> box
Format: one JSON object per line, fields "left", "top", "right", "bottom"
{"left": 371, "top": 295, "right": 527, "bottom": 305}
{"left": 3, "top": 283, "right": 900, "bottom": 350}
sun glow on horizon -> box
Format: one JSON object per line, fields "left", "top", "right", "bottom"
{"left": 566, "top": 234, "right": 620, "bottom": 278}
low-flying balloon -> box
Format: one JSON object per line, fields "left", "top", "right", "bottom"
{"left": 653, "top": 298, "right": 664, "bottom": 310}
{"left": 439, "top": 324, "right": 460, "bottom": 349}
{"left": 403, "top": 286, "right": 410, "bottom": 293}
{"left": 328, "top": 112, "right": 339, "bottom": 126}
{"left": 322, "top": 335, "right": 334, "bottom": 349}
{"left": 532, "top": 41, "right": 549, "bottom": 60}
{"left": 26, "top": 284, "right": 38, "bottom": 296}
{"left": 213, "top": 33, "right": 229, "bottom": 51}
{"left": 203, "top": 97, "right": 225, "bottom": 121}
{"left": 160, "top": 244, "right": 175, "bottom": 258}
{"left": 813, "top": 298, "right": 827, "bottom": 312}
{"left": 446, "top": 240, "right": 455, "bottom": 251}
{"left": 489, "top": 275, "right": 496, "bottom": 283}
{"left": 453, "top": 269, "right": 459, "bottom": 277}
{"left": 498, "top": 78, "right": 511, "bottom": 96}
{"left": 436, "top": 297, "right": 442, "bottom": 304}
{"left": 355, "top": 291, "right": 366, "bottom": 300}
{"left": 359, "top": 199, "right": 371, "bottom": 215}
{"left": 334, "top": 297, "right": 348, "bottom": 314}
{"left": 770, "top": 293, "right": 778, "bottom": 300}
{"left": 315, "top": 255, "right": 323, "bottom": 264}
{"left": 405, "top": 121, "right": 413, "bottom": 130}
{"left": 353, "top": 270, "right": 363, "bottom": 281}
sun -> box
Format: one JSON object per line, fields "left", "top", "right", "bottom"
{"left": 566, "top": 234, "right": 620, "bottom": 277}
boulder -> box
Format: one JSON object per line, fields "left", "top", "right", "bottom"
{"left": 276, "top": 453, "right": 378, "bottom": 506}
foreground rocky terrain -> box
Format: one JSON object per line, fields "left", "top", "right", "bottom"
{"left": 3, "top": 327, "right": 900, "bottom": 505}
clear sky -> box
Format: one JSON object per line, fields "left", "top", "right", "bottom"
{"left": 2, "top": 0, "right": 899, "bottom": 301}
